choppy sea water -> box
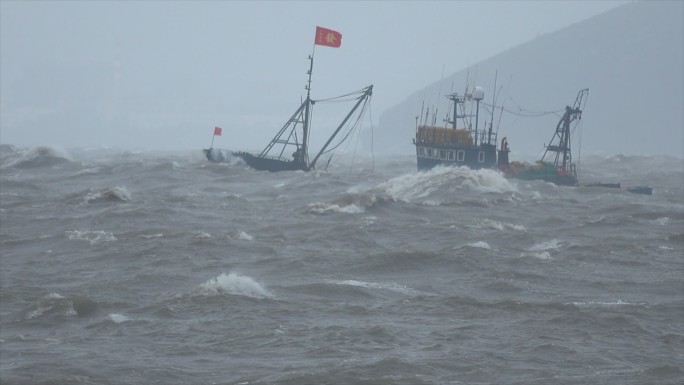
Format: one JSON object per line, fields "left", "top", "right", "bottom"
{"left": 1, "top": 144, "right": 682, "bottom": 385}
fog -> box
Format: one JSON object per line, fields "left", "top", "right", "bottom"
{"left": 6, "top": 1, "right": 677, "bottom": 158}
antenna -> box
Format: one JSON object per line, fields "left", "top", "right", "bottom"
{"left": 473, "top": 86, "right": 484, "bottom": 146}
{"left": 488, "top": 71, "right": 497, "bottom": 145}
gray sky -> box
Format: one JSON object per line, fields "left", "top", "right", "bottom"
{"left": 1, "top": 0, "right": 629, "bottom": 152}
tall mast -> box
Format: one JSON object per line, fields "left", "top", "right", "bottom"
{"left": 303, "top": 51, "right": 315, "bottom": 164}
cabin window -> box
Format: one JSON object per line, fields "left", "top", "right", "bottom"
{"left": 457, "top": 150, "right": 465, "bottom": 162}
{"left": 448, "top": 150, "right": 455, "bottom": 160}
{"left": 478, "top": 151, "right": 485, "bottom": 163}
{"left": 428, "top": 148, "right": 435, "bottom": 158}
{"left": 417, "top": 147, "right": 426, "bottom": 157}
{"left": 439, "top": 149, "right": 447, "bottom": 160}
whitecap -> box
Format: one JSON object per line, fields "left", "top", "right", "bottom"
{"left": 528, "top": 239, "right": 562, "bottom": 251}
{"left": 26, "top": 293, "right": 76, "bottom": 319}
{"left": 197, "top": 272, "right": 273, "bottom": 299}
{"left": 5, "top": 146, "right": 74, "bottom": 168}
{"left": 375, "top": 166, "right": 516, "bottom": 203}
{"left": 306, "top": 202, "right": 365, "bottom": 214}
{"left": 193, "top": 231, "right": 211, "bottom": 239}
{"left": 326, "top": 279, "right": 418, "bottom": 295}
{"left": 568, "top": 300, "right": 634, "bottom": 307}
{"left": 466, "top": 241, "right": 491, "bottom": 250}
{"left": 237, "top": 231, "right": 254, "bottom": 241}
{"left": 480, "top": 219, "right": 527, "bottom": 232}
{"left": 108, "top": 313, "right": 129, "bottom": 323}
{"left": 84, "top": 186, "right": 131, "bottom": 203}
{"left": 138, "top": 233, "right": 163, "bottom": 239}
{"left": 520, "top": 251, "right": 552, "bottom": 260}
{"left": 65, "top": 230, "right": 117, "bottom": 245}
{"left": 651, "top": 217, "right": 669, "bottom": 225}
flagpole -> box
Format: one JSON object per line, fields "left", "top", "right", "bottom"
{"left": 210, "top": 132, "right": 215, "bottom": 149}
{"left": 302, "top": 38, "right": 316, "bottom": 167}
{"left": 307, "top": 43, "right": 316, "bottom": 99}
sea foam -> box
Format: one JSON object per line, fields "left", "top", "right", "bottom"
{"left": 197, "top": 272, "right": 273, "bottom": 299}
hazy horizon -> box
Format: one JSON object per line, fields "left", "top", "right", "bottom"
{"left": 5, "top": 0, "right": 679, "bottom": 158}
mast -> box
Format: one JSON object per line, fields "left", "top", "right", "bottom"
{"left": 302, "top": 53, "right": 315, "bottom": 165}
{"left": 473, "top": 87, "right": 484, "bottom": 146}
{"left": 542, "top": 88, "right": 589, "bottom": 172}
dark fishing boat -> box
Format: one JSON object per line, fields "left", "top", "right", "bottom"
{"left": 503, "top": 89, "right": 589, "bottom": 186}
{"left": 205, "top": 27, "right": 373, "bottom": 172}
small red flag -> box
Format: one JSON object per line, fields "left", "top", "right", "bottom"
{"left": 213, "top": 126, "right": 222, "bottom": 136}
{"left": 314, "top": 26, "right": 342, "bottom": 48}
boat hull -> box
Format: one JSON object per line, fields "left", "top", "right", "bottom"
{"left": 236, "top": 152, "right": 308, "bottom": 172}
{"left": 505, "top": 161, "right": 578, "bottom": 186}
{"left": 204, "top": 149, "right": 307, "bottom": 172}
{"left": 415, "top": 143, "right": 498, "bottom": 171}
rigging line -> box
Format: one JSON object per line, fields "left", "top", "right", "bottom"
{"left": 328, "top": 102, "right": 368, "bottom": 155}
{"left": 320, "top": 99, "right": 369, "bottom": 156}
{"left": 313, "top": 88, "right": 368, "bottom": 102}
{"left": 350, "top": 93, "right": 375, "bottom": 173}
{"left": 480, "top": 102, "right": 563, "bottom": 118}
{"left": 369, "top": 97, "right": 374, "bottom": 172}
{"left": 315, "top": 97, "right": 362, "bottom": 104}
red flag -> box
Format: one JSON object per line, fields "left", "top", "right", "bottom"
{"left": 213, "top": 126, "right": 222, "bottom": 136}
{"left": 314, "top": 26, "right": 342, "bottom": 48}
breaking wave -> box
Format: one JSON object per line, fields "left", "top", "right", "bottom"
{"left": 306, "top": 166, "right": 515, "bottom": 214}
{"left": 84, "top": 186, "right": 131, "bottom": 203}
{"left": 195, "top": 272, "right": 273, "bottom": 299}
{"left": 1, "top": 145, "right": 75, "bottom": 169}
{"left": 376, "top": 166, "right": 516, "bottom": 202}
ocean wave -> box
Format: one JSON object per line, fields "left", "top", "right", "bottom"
{"left": 464, "top": 241, "right": 492, "bottom": 250}
{"left": 195, "top": 272, "right": 273, "bottom": 299}
{"left": 567, "top": 300, "right": 646, "bottom": 307}
{"left": 84, "top": 186, "right": 131, "bottom": 203}
{"left": 519, "top": 251, "right": 553, "bottom": 260}
{"left": 306, "top": 166, "right": 515, "bottom": 213}
{"left": 324, "top": 279, "right": 419, "bottom": 295}
{"left": 203, "top": 149, "right": 246, "bottom": 166}
{"left": 25, "top": 293, "right": 97, "bottom": 320}
{"left": 478, "top": 219, "right": 527, "bottom": 232}
{"left": 306, "top": 191, "right": 387, "bottom": 214}
{"left": 376, "top": 166, "right": 516, "bottom": 203}
{"left": 65, "top": 230, "right": 117, "bottom": 245}
{"left": 1, "top": 145, "right": 75, "bottom": 169}
{"left": 107, "top": 313, "right": 130, "bottom": 323}
{"left": 528, "top": 239, "right": 562, "bottom": 251}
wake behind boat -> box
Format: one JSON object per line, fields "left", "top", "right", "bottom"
{"left": 205, "top": 26, "right": 373, "bottom": 172}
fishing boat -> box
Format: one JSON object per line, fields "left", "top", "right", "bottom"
{"left": 205, "top": 26, "right": 373, "bottom": 172}
{"left": 503, "top": 89, "right": 589, "bottom": 186}
{"left": 413, "top": 84, "right": 505, "bottom": 171}
{"left": 413, "top": 84, "right": 589, "bottom": 187}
